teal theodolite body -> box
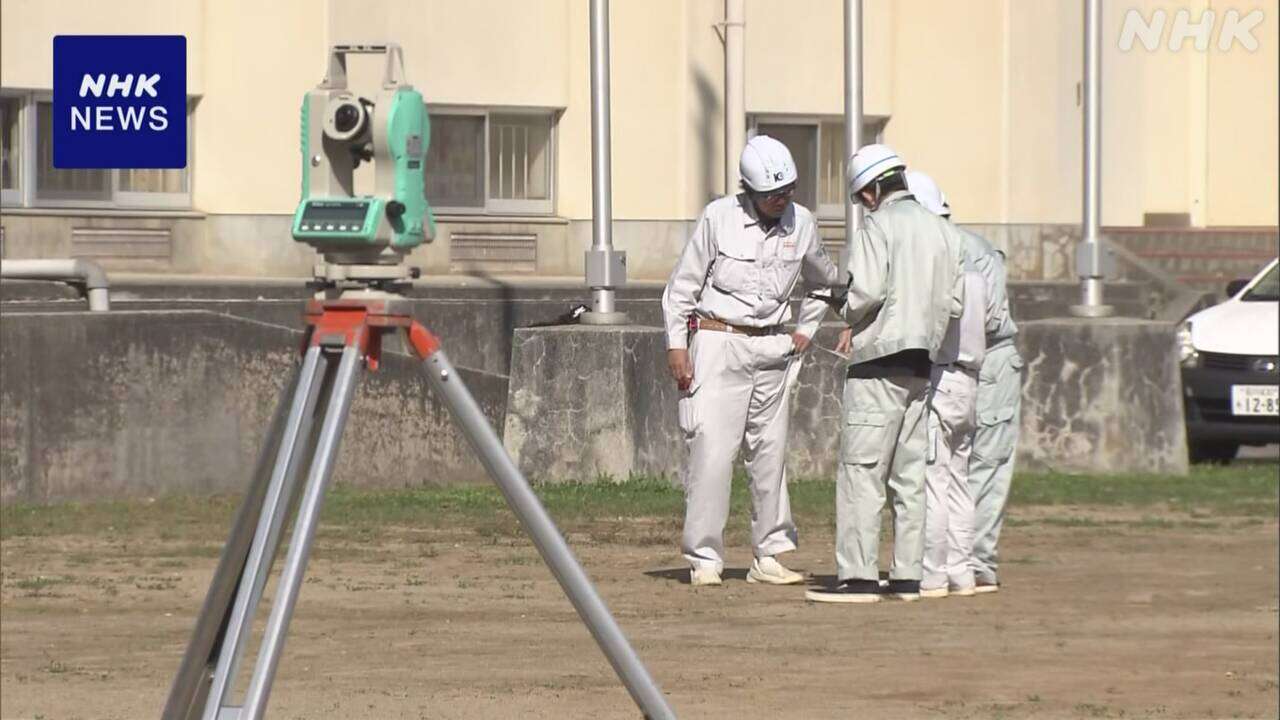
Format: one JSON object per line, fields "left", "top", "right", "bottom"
{"left": 292, "top": 44, "right": 434, "bottom": 285}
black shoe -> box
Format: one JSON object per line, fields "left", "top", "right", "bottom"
{"left": 804, "top": 579, "right": 882, "bottom": 604}
{"left": 886, "top": 579, "right": 920, "bottom": 601}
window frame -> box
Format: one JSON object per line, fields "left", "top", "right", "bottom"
{"left": 749, "top": 114, "right": 889, "bottom": 219}
{"left": 427, "top": 105, "right": 559, "bottom": 217}
{"left": 0, "top": 89, "right": 34, "bottom": 207}
{"left": 0, "top": 90, "right": 195, "bottom": 210}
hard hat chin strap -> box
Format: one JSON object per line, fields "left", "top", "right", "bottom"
{"left": 860, "top": 180, "right": 884, "bottom": 212}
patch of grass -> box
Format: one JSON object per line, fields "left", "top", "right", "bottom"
{"left": 12, "top": 575, "right": 74, "bottom": 591}
{"left": 1, "top": 464, "right": 1274, "bottom": 544}
{"left": 1010, "top": 465, "right": 1278, "bottom": 517}
{"left": 0, "top": 495, "right": 239, "bottom": 540}
{"left": 1073, "top": 702, "right": 1122, "bottom": 718}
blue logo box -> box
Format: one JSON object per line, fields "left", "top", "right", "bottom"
{"left": 53, "top": 35, "right": 187, "bottom": 169}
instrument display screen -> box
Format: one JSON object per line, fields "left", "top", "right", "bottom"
{"left": 298, "top": 201, "right": 371, "bottom": 231}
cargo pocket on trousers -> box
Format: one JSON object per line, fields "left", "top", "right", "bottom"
{"left": 974, "top": 406, "right": 1016, "bottom": 462}
{"left": 841, "top": 411, "right": 888, "bottom": 466}
{"left": 677, "top": 383, "right": 702, "bottom": 438}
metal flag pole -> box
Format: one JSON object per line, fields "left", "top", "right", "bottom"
{"left": 582, "top": 0, "right": 630, "bottom": 325}
{"left": 1071, "top": 0, "right": 1115, "bottom": 317}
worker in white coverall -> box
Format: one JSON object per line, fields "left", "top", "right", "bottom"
{"left": 662, "top": 135, "right": 839, "bottom": 588}
{"left": 906, "top": 170, "right": 998, "bottom": 599}
{"left": 964, "top": 214, "right": 1022, "bottom": 594}
{"left": 805, "top": 145, "right": 964, "bottom": 604}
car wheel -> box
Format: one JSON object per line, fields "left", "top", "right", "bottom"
{"left": 1188, "top": 441, "right": 1240, "bottom": 464}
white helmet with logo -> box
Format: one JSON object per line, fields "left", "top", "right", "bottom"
{"left": 847, "top": 143, "right": 906, "bottom": 194}
{"left": 905, "top": 170, "right": 950, "bottom": 217}
{"left": 739, "top": 135, "right": 798, "bottom": 193}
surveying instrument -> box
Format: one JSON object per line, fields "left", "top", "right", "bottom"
{"left": 163, "top": 44, "right": 675, "bottom": 720}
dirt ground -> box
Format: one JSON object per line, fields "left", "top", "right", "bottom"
{"left": 1, "top": 507, "right": 1277, "bottom": 720}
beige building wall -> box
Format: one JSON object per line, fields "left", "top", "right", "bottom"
{"left": 878, "top": 0, "right": 1007, "bottom": 224}
{"left": 1, "top": 0, "right": 1276, "bottom": 276}
{"left": 0, "top": 0, "right": 205, "bottom": 94}
{"left": 1005, "top": 0, "right": 1083, "bottom": 224}
{"left": 1207, "top": 0, "right": 1279, "bottom": 226}
{"left": 195, "top": 0, "right": 325, "bottom": 215}
{"left": 744, "top": 0, "right": 892, "bottom": 117}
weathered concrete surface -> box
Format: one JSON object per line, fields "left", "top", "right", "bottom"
{"left": 1017, "top": 318, "right": 1189, "bottom": 475}
{"left": 503, "top": 321, "right": 1190, "bottom": 482}
{"left": 504, "top": 326, "right": 682, "bottom": 482}
{"left": 503, "top": 324, "right": 850, "bottom": 483}
{"left": 0, "top": 310, "right": 507, "bottom": 503}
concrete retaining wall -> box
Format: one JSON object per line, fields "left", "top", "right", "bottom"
{"left": 0, "top": 310, "right": 507, "bottom": 503}
{"left": 0, "top": 282, "right": 1190, "bottom": 503}
{"left": 504, "top": 321, "right": 1189, "bottom": 483}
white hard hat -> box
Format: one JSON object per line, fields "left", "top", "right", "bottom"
{"left": 740, "top": 135, "right": 798, "bottom": 193}
{"left": 847, "top": 143, "right": 906, "bottom": 194}
{"left": 905, "top": 170, "right": 950, "bottom": 217}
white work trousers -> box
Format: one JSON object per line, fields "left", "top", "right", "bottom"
{"left": 835, "top": 374, "right": 931, "bottom": 582}
{"left": 969, "top": 344, "right": 1024, "bottom": 584}
{"left": 923, "top": 364, "right": 978, "bottom": 591}
{"left": 678, "top": 329, "right": 800, "bottom": 573}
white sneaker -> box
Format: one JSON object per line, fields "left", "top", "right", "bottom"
{"left": 746, "top": 556, "right": 805, "bottom": 585}
{"left": 920, "top": 586, "right": 950, "bottom": 599}
{"left": 690, "top": 567, "right": 722, "bottom": 587}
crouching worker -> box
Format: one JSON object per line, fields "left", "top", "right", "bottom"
{"left": 661, "top": 135, "right": 839, "bottom": 587}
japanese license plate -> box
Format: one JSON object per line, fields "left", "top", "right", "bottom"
{"left": 1231, "top": 385, "right": 1280, "bottom": 416}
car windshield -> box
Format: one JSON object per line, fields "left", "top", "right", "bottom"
{"left": 1242, "top": 263, "right": 1280, "bottom": 302}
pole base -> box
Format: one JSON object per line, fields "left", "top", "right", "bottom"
{"left": 578, "top": 311, "right": 630, "bottom": 326}
{"left": 1068, "top": 303, "right": 1116, "bottom": 318}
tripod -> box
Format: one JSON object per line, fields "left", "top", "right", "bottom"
{"left": 163, "top": 291, "right": 675, "bottom": 720}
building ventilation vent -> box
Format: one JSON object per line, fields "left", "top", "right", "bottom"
{"left": 71, "top": 227, "right": 173, "bottom": 261}
{"left": 449, "top": 232, "right": 537, "bottom": 274}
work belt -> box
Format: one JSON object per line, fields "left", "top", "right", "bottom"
{"left": 691, "top": 315, "right": 781, "bottom": 337}
{"left": 847, "top": 349, "right": 933, "bottom": 380}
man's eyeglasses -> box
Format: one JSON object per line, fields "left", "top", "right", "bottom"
{"left": 758, "top": 184, "right": 796, "bottom": 201}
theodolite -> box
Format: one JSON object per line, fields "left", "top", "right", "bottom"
{"left": 164, "top": 44, "right": 674, "bottom": 720}
{"left": 292, "top": 43, "right": 433, "bottom": 288}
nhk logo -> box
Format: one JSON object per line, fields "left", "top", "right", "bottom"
{"left": 73, "top": 74, "right": 169, "bottom": 131}
{"left": 53, "top": 35, "right": 186, "bottom": 169}
{"left": 1118, "top": 8, "right": 1265, "bottom": 52}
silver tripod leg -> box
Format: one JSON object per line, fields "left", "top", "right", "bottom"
{"left": 238, "top": 344, "right": 363, "bottom": 720}
{"left": 163, "top": 358, "right": 306, "bottom": 720}
{"left": 199, "top": 345, "right": 328, "bottom": 720}
{"left": 421, "top": 349, "right": 676, "bottom": 720}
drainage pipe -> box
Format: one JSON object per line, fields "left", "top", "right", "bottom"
{"left": 0, "top": 259, "right": 111, "bottom": 311}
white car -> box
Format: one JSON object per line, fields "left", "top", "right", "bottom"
{"left": 1177, "top": 258, "right": 1280, "bottom": 462}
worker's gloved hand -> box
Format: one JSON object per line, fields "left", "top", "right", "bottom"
{"left": 668, "top": 349, "right": 694, "bottom": 391}
{"left": 835, "top": 328, "right": 853, "bottom": 355}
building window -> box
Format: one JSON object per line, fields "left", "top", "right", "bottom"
{"left": 426, "top": 108, "right": 556, "bottom": 215}
{"left": 1, "top": 96, "right": 22, "bottom": 205}
{"left": 751, "top": 116, "right": 888, "bottom": 219}
{"left": 0, "top": 93, "right": 194, "bottom": 209}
